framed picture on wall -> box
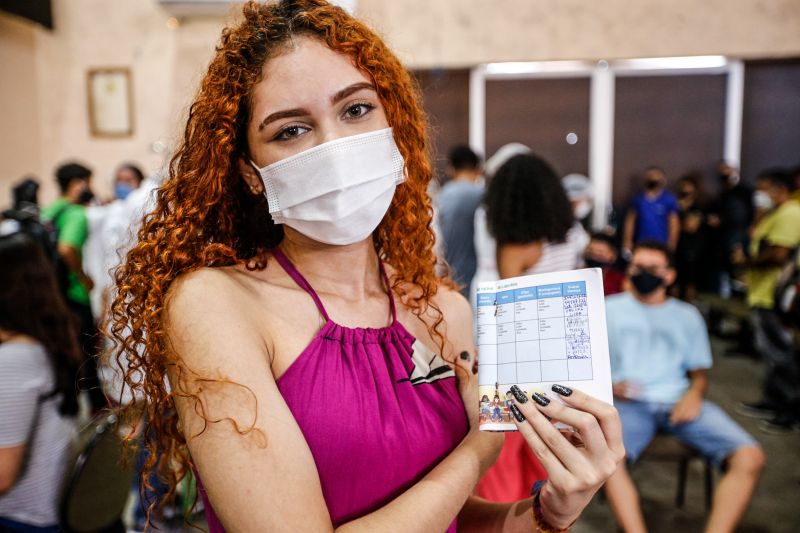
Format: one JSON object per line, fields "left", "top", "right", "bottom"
{"left": 87, "top": 67, "right": 133, "bottom": 137}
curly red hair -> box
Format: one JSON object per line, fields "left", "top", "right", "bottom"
{"left": 109, "top": 0, "right": 451, "bottom": 516}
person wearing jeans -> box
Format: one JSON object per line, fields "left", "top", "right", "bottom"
{"left": 603, "top": 241, "right": 765, "bottom": 533}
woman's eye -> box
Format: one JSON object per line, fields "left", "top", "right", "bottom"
{"left": 275, "top": 125, "right": 309, "bottom": 141}
{"left": 345, "top": 103, "right": 373, "bottom": 119}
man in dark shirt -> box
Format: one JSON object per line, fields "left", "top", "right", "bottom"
{"left": 707, "top": 162, "right": 753, "bottom": 294}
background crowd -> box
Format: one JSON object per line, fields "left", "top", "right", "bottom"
{"left": 434, "top": 145, "right": 800, "bottom": 530}
{"left": 435, "top": 144, "right": 800, "bottom": 434}
{"left": 2, "top": 143, "right": 798, "bottom": 531}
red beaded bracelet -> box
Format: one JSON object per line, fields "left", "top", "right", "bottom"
{"left": 531, "top": 481, "right": 571, "bottom": 533}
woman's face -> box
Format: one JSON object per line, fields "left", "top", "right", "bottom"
{"left": 246, "top": 36, "right": 389, "bottom": 170}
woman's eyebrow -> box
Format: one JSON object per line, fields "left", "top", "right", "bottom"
{"left": 258, "top": 108, "right": 309, "bottom": 131}
{"left": 257, "top": 82, "right": 375, "bottom": 132}
{"left": 331, "top": 82, "right": 376, "bottom": 104}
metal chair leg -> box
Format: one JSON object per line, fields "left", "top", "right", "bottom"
{"left": 705, "top": 459, "right": 714, "bottom": 511}
{"left": 677, "top": 457, "right": 689, "bottom": 508}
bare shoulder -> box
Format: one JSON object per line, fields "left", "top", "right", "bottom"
{"left": 396, "top": 279, "right": 475, "bottom": 356}
{"left": 166, "top": 266, "right": 248, "bottom": 320}
{"left": 431, "top": 284, "right": 476, "bottom": 359}
{"left": 394, "top": 276, "right": 472, "bottom": 325}
{"left": 168, "top": 266, "right": 235, "bottom": 298}
{"left": 431, "top": 283, "right": 473, "bottom": 326}
{"left": 164, "top": 266, "right": 270, "bottom": 367}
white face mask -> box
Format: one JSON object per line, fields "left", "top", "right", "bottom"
{"left": 753, "top": 190, "right": 774, "bottom": 211}
{"left": 573, "top": 200, "right": 592, "bottom": 220}
{"left": 253, "top": 128, "right": 405, "bottom": 245}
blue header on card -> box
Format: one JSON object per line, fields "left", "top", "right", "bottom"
{"left": 514, "top": 287, "right": 537, "bottom": 301}
{"left": 496, "top": 290, "right": 515, "bottom": 304}
{"left": 537, "top": 284, "right": 563, "bottom": 298}
{"left": 477, "top": 293, "right": 495, "bottom": 307}
{"left": 563, "top": 281, "right": 586, "bottom": 296}
{"left": 478, "top": 281, "right": 587, "bottom": 304}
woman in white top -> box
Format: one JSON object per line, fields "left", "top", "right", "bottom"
{"left": 474, "top": 152, "right": 587, "bottom": 502}
{"left": 486, "top": 153, "right": 583, "bottom": 279}
{"left": 469, "top": 143, "right": 532, "bottom": 308}
{"left": 0, "top": 232, "right": 81, "bottom": 531}
{"left": 470, "top": 144, "right": 589, "bottom": 302}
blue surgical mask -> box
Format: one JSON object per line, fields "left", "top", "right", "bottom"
{"left": 115, "top": 183, "right": 135, "bottom": 200}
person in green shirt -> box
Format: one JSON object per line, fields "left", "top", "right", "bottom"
{"left": 42, "top": 164, "right": 93, "bottom": 305}
{"left": 736, "top": 169, "right": 800, "bottom": 432}
{"left": 42, "top": 162, "right": 105, "bottom": 410}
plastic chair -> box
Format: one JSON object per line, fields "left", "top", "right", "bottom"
{"left": 58, "top": 412, "right": 137, "bottom": 533}
{"left": 637, "top": 433, "right": 714, "bottom": 510}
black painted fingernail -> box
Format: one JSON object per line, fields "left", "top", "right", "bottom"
{"left": 509, "top": 403, "right": 525, "bottom": 422}
{"left": 459, "top": 351, "right": 470, "bottom": 361}
{"left": 510, "top": 385, "right": 528, "bottom": 404}
{"left": 551, "top": 384, "right": 572, "bottom": 397}
{"left": 532, "top": 392, "right": 550, "bottom": 406}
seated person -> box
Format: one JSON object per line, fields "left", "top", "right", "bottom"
{"left": 584, "top": 232, "right": 626, "bottom": 296}
{"left": 603, "top": 241, "right": 765, "bottom": 533}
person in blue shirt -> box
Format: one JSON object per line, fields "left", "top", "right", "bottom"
{"left": 622, "top": 167, "right": 680, "bottom": 257}
{"left": 603, "top": 241, "right": 765, "bottom": 533}
{"left": 434, "top": 145, "right": 484, "bottom": 296}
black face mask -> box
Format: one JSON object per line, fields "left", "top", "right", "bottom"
{"left": 585, "top": 257, "right": 613, "bottom": 270}
{"left": 645, "top": 179, "right": 660, "bottom": 191}
{"left": 77, "top": 189, "right": 94, "bottom": 205}
{"left": 631, "top": 270, "right": 664, "bottom": 295}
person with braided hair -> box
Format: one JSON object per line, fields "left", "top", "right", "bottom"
{"left": 109, "top": 2, "right": 623, "bottom": 531}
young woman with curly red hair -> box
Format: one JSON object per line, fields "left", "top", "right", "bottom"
{"left": 109, "top": 1, "right": 623, "bottom": 530}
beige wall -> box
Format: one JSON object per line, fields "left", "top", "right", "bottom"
{"left": 0, "top": 2, "right": 224, "bottom": 203}
{"left": 34, "top": 0, "right": 174, "bottom": 201}
{"left": 0, "top": 15, "right": 42, "bottom": 195}
{"left": 359, "top": 0, "right": 800, "bottom": 67}
{"left": 2, "top": 0, "right": 799, "bottom": 204}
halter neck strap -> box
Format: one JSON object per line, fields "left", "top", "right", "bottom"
{"left": 271, "top": 247, "right": 331, "bottom": 321}
{"left": 271, "top": 247, "right": 397, "bottom": 325}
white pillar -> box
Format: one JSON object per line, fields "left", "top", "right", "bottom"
{"left": 590, "top": 63, "right": 615, "bottom": 231}
{"left": 469, "top": 65, "right": 486, "bottom": 158}
{"left": 724, "top": 60, "right": 745, "bottom": 167}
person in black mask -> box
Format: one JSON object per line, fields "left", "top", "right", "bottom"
{"left": 674, "top": 174, "right": 707, "bottom": 300}
{"left": 706, "top": 161, "right": 753, "bottom": 295}
{"left": 583, "top": 232, "right": 625, "bottom": 295}
{"left": 603, "top": 240, "right": 765, "bottom": 533}
{"left": 41, "top": 162, "right": 106, "bottom": 412}
{"left": 622, "top": 167, "right": 680, "bottom": 259}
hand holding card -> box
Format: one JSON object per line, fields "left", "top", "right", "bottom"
{"left": 475, "top": 268, "right": 614, "bottom": 431}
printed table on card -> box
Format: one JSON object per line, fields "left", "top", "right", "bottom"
{"left": 476, "top": 269, "right": 613, "bottom": 431}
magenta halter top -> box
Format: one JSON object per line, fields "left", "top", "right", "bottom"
{"left": 198, "top": 248, "right": 469, "bottom": 531}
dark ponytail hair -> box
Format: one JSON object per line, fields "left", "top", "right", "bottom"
{"left": 485, "top": 153, "right": 574, "bottom": 245}
{"left": 0, "top": 232, "right": 81, "bottom": 415}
